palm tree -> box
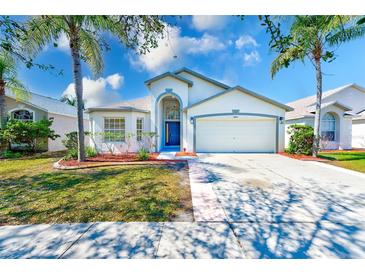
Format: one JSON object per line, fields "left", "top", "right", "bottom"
{"left": 60, "top": 95, "right": 77, "bottom": 106}
{"left": 0, "top": 49, "right": 29, "bottom": 128}
{"left": 24, "top": 16, "right": 165, "bottom": 161}
{"left": 269, "top": 16, "right": 364, "bottom": 156}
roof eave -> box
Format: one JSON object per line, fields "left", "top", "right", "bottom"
{"left": 144, "top": 72, "right": 193, "bottom": 87}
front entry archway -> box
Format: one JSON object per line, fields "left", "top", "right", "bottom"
{"left": 161, "top": 96, "right": 181, "bottom": 150}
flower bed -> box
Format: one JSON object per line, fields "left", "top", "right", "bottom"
{"left": 57, "top": 152, "right": 186, "bottom": 169}
{"left": 278, "top": 152, "right": 329, "bottom": 162}
{"left": 175, "top": 151, "right": 197, "bottom": 157}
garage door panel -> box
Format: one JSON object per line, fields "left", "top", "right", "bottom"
{"left": 196, "top": 118, "right": 276, "bottom": 153}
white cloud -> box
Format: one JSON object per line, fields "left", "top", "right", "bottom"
{"left": 130, "top": 25, "right": 226, "bottom": 73}
{"left": 243, "top": 50, "right": 261, "bottom": 66}
{"left": 106, "top": 73, "right": 124, "bottom": 89}
{"left": 191, "top": 16, "right": 228, "bottom": 31}
{"left": 235, "top": 35, "right": 258, "bottom": 49}
{"left": 55, "top": 32, "right": 70, "bottom": 53}
{"left": 62, "top": 73, "right": 123, "bottom": 108}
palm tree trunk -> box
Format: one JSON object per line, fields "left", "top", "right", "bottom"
{"left": 313, "top": 58, "right": 323, "bottom": 157}
{"left": 0, "top": 79, "right": 6, "bottom": 129}
{"left": 70, "top": 34, "right": 86, "bottom": 162}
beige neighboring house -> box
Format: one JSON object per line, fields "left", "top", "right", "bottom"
{"left": 4, "top": 90, "right": 89, "bottom": 151}
{"left": 285, "top": 83, "right": 365, "bottom": 149}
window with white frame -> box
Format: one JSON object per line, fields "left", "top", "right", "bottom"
{"left": 11, "top": 109, "right": 34, "bottom": 122}
{"left": 104, "top": 117, "right": 125, "bottom": 142}
{"left": 321, "top": 113, "right": 336, "bottom": 141}
{"left": 136, "top": 117, "right": 144, "bottom": 141}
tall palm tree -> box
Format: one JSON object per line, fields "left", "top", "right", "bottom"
{"left": 270, "top": 16, "right": 364, "bottom": 156}
{"left": 24, "top": 16, "right": 165, "bottom": 161}
{"left": 0, "top": 49, "right": 29, "bottom": 128}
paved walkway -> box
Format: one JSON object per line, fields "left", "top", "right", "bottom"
{"left": 1, "top": 153, "right": 365, "bottom": 259}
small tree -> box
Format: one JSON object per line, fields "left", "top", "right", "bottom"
{"left": 0, "top": 119, "right": 59, "bottom": 152}
{"left": 140, "top": 132, "right": 157, "bottom": 152}
{"left": 287, "top": 124, "right": 314, "bottom": 155}
{"left": 124, "top": 132, "right": 135, "bottom": 154}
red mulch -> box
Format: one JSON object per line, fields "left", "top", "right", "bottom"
{"left": 175, "top": 152, "right": 197, "bottom": 157}
{"left": 278, "top": 152, "right": 329, "bottom": 162}
{"left": 59, "top": 153, "right": 186, "bottom": 167}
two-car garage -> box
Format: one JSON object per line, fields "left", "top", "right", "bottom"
{"left": 195, "top": 115, "right": 277, "bottom": 153}
{"left": 187, "top": 86, "right": 292, "bottom": 154}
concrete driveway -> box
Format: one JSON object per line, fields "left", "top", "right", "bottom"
{"left": 189, "top": 153, "right": 365, "bottom": 258}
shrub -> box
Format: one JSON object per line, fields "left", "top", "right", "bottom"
{"left": 137, "top": 147, "right": 149, "bottom": 161}
{"left": 85, "top": 146, "right": 97, "bottom": 158}
{"left": 64, "top": 148, "right": 78, "bottom": 160}
{"left": 1, "top": 150, "right": 22, "bottom": 159}
{"left": 0, "top": 119, "right": 59, "bottom": 152}
{"left": 287, "top": 124, "right": 314, "bottom": 155}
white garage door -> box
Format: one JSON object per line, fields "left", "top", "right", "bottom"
{"left": 196, "top": 117, "right": 276, "bottom": 153}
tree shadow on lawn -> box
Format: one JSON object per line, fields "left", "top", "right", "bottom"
{"left": 0, "top": 164, "right": 192, "bottom": 225}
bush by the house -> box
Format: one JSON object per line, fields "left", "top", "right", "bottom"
{"left": 1, "top": 150, "right": 23, "bottom": 159}
{"left": 62, "top": 131, "right": 91, "bottom": 159}
{"left": 287, "top": 124, "right": 314, "bottom": 155}
{"left": 137, "top": 147, "right": 149, "bottom": 161}
{"left": 85, "top": 146, "right": 97, "bottom": 158}
{"left": 0, "top": 119, "right": 59, "bottom": 152}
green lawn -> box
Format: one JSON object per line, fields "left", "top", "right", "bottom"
{"left": 0, "top": 153, "right": 192, "bottom": 225}
{"left": 318, "top": 151, "right": 365, "bottom": 173}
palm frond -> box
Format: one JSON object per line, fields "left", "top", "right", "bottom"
{"left": 271, "top": 46, "right": 305, "bottom": 78}
{"left": 328, "top": 24, "right": 365, "bottom": 45}
{"left": 6, "top": 76, "right": 30, "bottom": 101}
{"left": 79, "top": 29, "right": 103, "bottom": 76}
{"left": 23, "top": 16, "right": 66, "bottom": 56}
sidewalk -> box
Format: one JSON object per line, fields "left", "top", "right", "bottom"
{"left": 0, "top": 222, "right": 244, "bottom": 259}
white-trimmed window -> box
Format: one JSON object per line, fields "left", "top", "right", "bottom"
{"left": 321, "top": 113, "right": 336, "bottom": 141}
{"left": 104, "top": 117, "right": 125, "bottom": 142}
{"left": 136, "top": 117, "right": 144, "bottom": 141}
{"left": 11, "top": 109, "right": 34, "bottom": 122}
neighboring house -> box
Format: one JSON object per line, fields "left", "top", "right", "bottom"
{"left": 87, "top": 67, "right": 293, "bottom": 154}
{"left": 4, "top": 90, "right": 89, "bottom": 151}
{"left": 285, "top": 83, "right": 365, "bottom": 149}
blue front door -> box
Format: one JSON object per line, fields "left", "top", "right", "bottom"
{"left": 165, "top": 122, "right": 180, "bottom": 146}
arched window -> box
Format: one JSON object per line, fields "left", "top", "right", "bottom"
{"left": 321, "top": 112, "right": 336, "bottom": 141}
{"left": 11, "top": 109, "right": 34, "bottom": 122}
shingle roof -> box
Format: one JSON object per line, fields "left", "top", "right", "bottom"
{"left": 286, "top": 83, "right": 361, "bottom": 120}
{"left": 5, "top": 90, "right": 85, "bottom": 118}
{"left": 87, "top": 96, "right": 151, "bottom": 113}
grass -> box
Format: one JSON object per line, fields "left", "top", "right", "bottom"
{"left": 318, "top": 151, "right": 365, "bottom": 173}
{"left": 0, "top": 153, "right": 192, "bottom": 225}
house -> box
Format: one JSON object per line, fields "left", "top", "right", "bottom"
{"left": 4, "top": 90, "right": 89, "bottom": 151}
{"left": 285, "top": 83, "right": 365, "bottom": 149}
{"left": 87, "top": 68, "right": 293, "bottom": 154}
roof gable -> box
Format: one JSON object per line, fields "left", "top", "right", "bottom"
{"left": 174, "top": 67, "right": 230, "bottom": 90}
{"left": 186, "top": 85, "right": 293, "bottom": 111}
{"left": 144, "top": 72, "right": 193, "bottom": 87}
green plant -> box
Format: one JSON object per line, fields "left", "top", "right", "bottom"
{"left": 287, "top": 124, "right": 314, "bottom": 155}
{"left": 137, "top": 148, "right": 149, "bottom": 161}
{"left": 1, "top": 149, "right": 22, "bottom": 158}
{"left": 64, "top": 148, "right": 78, "bottom": 160}
{"left": 0, "top": 119, "right": 59, "bottom": 152}
{"left": 85, "top": 146, "right": 97, "bottom": 158}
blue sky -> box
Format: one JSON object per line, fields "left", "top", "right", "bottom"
{"left": 17, "top": 15, "right": 365, "bottom": 107}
